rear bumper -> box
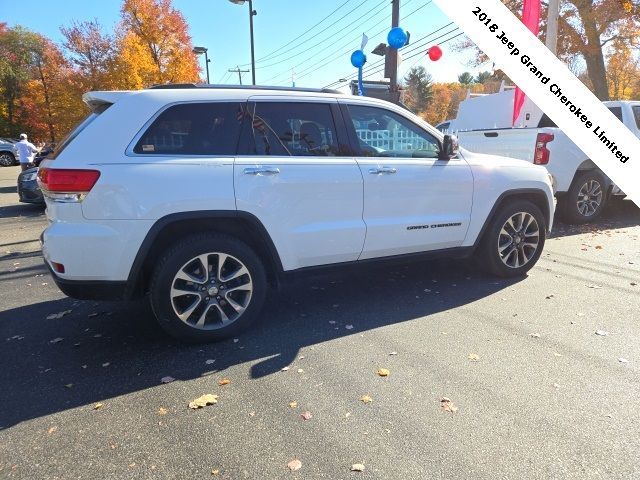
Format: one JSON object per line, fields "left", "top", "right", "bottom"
{"left": 45, "top": 260, "right": 128, "bottom": 300}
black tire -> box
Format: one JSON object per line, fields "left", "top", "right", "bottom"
{"left": 562, "top": 170, "right": 607, "bottom": 224}
{"left": 149, "top": 233, "right": 267, "bottom": 343}
{"left": 0, "top": 152, "right": 15, "bottom": 167}
{"left": 478, "top": 200, "right": 546, "bottom": 278}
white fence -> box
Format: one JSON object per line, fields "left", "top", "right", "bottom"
{"left": 355, "top": 126, "right": 430, "bottom": 151}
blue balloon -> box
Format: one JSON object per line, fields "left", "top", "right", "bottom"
{"left": 387, "top": 27, "right": 408, "bottom": 49}
{"left": 351, "top": 50, "right": 366, "bottom": 68}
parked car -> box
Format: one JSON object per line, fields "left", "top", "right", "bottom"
{"left": 38, "top": 84, "right": 555, "bottom": 342}
{"left": 17, "top": 166, "right": 44, "bottom": 204}
{"left": 447, "top": 88, "right": 638, "bottom": 223}
{"left": 33, "top": 143, "right": 55, "bottom": 167}
{"left": 0, "top": 138, "right": 19, "bottom": 166}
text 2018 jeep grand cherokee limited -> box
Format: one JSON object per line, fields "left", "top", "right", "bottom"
{"left": 38, "top": 85, "right": 555, "bottom": 342}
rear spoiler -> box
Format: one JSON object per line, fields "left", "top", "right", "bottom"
{"left": 82, "top": 91, "right": 133, "bottom": 113}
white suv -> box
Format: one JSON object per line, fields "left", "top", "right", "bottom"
{"left": 38, "top": 85, "right": 555, "bottom": 342}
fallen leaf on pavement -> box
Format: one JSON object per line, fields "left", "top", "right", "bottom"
{"left": 188, "top": 394, "right": 218, "bottom": 409}
{"left": 287, "top": 459, "right": 302, "bottom": 471}
{"left": 351, "top": 464, "right": 365, "bottom": 472}
{"left": 440, "top": 397, "right": 458, "bottom": 413}
{"left": 300, "top": 411, "right": 312, "bottom": 420}
{"left": 218, "top": 378, "right": 231, "bottom": 386}
{"left": 161, "top": 376, "right": 175, "bottom": 384}
{"left": 468, "top": 353, "right": 480, "bottom": 361}
{"left": 158, "top": 407, "right": 168, "bottom": 415}
{"left": 595, "top": 245, "right": 603, "bottom": 249}
{"left": 360, "top": 395, "right": 373, "bottom": 404}
{"left": 93, "top": 403, "right": 104, "bottom": 410}
{"left": 288, "top": 401, "right": 298, "bottom": 408}
{"left": 595, "top": 330, "right": 609, "bottom": 336}
{"left": 377, "top": 368, "right": 390, "bottom": 377}
{"left": 47, "top": 426, "right": 57, "bottom": 434}
{"left": 211, "top": 469, "right": 220, "bottom": 475}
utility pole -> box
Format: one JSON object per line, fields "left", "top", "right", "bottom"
{"left": 248, "top": 0, "right": 257, "bottom": 85}
{"left": 228, "top": 66, "right": 250, "bottom": 85}
{"left": 546, "top": 0, "right": 560, "bottom": 54}
{"left": 386, "top": 0, "right": 400, "bottom": 91}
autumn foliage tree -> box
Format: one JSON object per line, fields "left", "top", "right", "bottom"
{"left": 0, "top": 0, "right": 201, "bottom": 141}
{"left": 118, "top": 0, "right": 200, "bottom": 88}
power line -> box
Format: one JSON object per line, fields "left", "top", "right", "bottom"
{"left": 247, "top": 0, "right": 357, "bottom": 65}
{"left": 322, "top": 22, "right": 457, "bottom": 88}
{"left": 261, "top": 0, "right": 409, "bottom": 85}
{"left": 268, "top": 0, "right": 432, "bottom": 86}
{"left": 335, "top": 31, "right": 465, "bottom": 88}
{"left": 254, "top": 0, "right": 390, "bottom": 71}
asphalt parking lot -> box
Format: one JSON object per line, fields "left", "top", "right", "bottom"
{"left": 1, "top": 165, "right": 639, "bottom": 479}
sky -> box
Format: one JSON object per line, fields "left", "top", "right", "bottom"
{"left": 1, "top": 0, "right": 489, "bottom": 90}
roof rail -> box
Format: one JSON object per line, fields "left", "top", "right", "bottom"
{"left": 148, "top": 83, "right": 343, "bottom": 94}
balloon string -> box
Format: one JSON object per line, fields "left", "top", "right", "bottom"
{"left": 357, "top": 67, "right": 365, "bottom": 96}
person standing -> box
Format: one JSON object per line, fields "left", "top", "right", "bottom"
{"left": 16, "top": 134, "right": 41, "bottom": 172}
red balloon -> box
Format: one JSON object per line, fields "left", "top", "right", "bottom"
{"left": 428, "top": 45, "right": 443, "bottom": 61}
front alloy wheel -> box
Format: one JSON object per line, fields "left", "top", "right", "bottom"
{"left": 498, "top": 212, "right": 540, "bottom": 269}
{"left": 479, "top": 199, "right": 546, "bottom": 278}
{"left": 170, "top": 252, "right": 253, "bottom": 330}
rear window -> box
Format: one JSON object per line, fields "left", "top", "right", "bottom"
{"left": 134, "top": 102, "right": 243, "bottom": 155}
{"left": 50, "top": 108, "right": 106, "bottom": 159}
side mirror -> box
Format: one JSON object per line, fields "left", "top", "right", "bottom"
{"left": 439, "top": 134, "right": 459, "bottom": 160}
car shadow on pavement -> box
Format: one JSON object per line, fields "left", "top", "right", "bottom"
{"left": 551, "top": 198, "right": 639, "bottom": 238}
{"left": 0, "top": 203, "right": 45, "bottom": 219}
{"left": 0, "top": 258, "right": 521, "bottom": 429}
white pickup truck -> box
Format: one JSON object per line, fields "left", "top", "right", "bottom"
{"left": 441, "top": 89, "right": 640, "bottom": 223}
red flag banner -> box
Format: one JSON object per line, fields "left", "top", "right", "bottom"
{"left": 513, "top": 0, "right": 541, "bottom": 125}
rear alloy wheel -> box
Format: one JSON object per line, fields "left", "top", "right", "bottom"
{"left": 0, "top": 152, "right": 15, "bottom": 167}
{"left": 563, "top": 171, "right": 607, "bottom": 224}
{"left": 479, "top": 200, "right": 546, "bottom": 277}
{"left": 150, "top": 234, "right": 267, "bottom": 343}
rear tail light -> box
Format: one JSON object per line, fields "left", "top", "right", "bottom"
{"left": 534, "top": 132, "right": 554, "bottom": 165}
{"left": 37, "top": 168, "right": 100, "bottom": 202}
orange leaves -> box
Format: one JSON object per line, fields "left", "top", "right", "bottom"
{"left": 119, "top": 0, "right": 200, "bottom": 87}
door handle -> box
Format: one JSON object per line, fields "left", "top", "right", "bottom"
{"left": 369, "top": 166, "right": 397, "bottom": 175}
{"left": 243, "top": 166, "right": 280, "bottom": 176}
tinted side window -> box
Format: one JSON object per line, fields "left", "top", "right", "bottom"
{"left": 538, "top": 114, "right": 557, "bottom": 128}
{"left": 348, "top": 104, "right": 440, "bottom": 158}
{"left": 608, "top": 106, "right": 623, "bottom": 122}
{"left": 240, "top": 102, "right": 340, "bottom": 156}
{"left": 134, "top": 102, "right": 243, "bottom": 155}
{"left": 633, "top": 106, "right": 640, "bottom": 129}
